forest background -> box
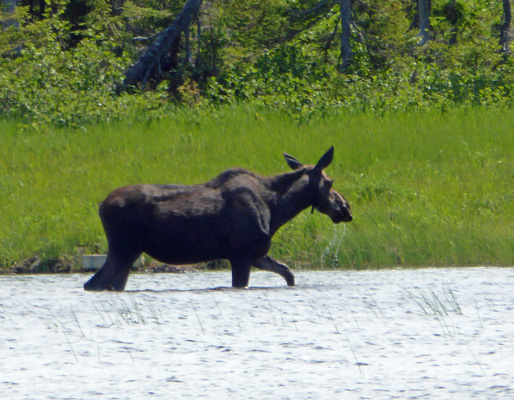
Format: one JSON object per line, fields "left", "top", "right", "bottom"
{"left": 1, "top": 0, "right": 514, "bottom": 273}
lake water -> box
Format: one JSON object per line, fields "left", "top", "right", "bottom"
{"left": 2, "top": 268, "right": 514, "bottom": 399}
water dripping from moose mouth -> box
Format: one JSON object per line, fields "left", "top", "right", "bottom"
{"left": 321, "top": 224, "right": 347, "bottom": 268}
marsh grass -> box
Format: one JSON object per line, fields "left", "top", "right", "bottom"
{"left": 1, "top": 106, "right": 514, "bottom": 270}
{"left": 402, "top": 284, "right": 463, "bottom": 317}
{"left": 401, "top": 283, "right": 464, "bottom": 338}
{"left": 94, "top": 295, "right": 150, "bottom": 327}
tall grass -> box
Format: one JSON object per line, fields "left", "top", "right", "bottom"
{"left": 1, "top": 106, "right": 514, "bottom": 270}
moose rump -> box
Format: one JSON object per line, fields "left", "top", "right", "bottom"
{"left": 84, "top": 147, "right": 352, "bottom": 291}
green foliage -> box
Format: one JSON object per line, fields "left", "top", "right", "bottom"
{"left": 0, "top": 7, "right": 166, "bottom": 129}
{"left": 2, "top": 0, "right": 514, "bottom": 127}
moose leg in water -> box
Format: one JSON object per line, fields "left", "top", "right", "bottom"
{"left": 253, "top": 255, "right": 295, "bottom": 286}
{"left": 230, "top": 258, "right": 253, "bottom": 288}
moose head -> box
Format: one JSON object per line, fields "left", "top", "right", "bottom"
{"left": 284, "top": 146, "right": 353, "bottom": 224}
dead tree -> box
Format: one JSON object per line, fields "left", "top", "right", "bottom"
{"left": 501, "top": 0, "right": 512, "bottom": 56}
{"left": 418, "top": 0, "right": 430, "bottom": 45}
{"left": 339, "top": 0, "right": 353, "bottom": 71}
{"left": 123, "top": 0, "right": 203, "bottom": 90}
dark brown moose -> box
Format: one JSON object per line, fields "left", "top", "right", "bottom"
{"left": 84, "top": 146, "right": 352, "bottom": 291}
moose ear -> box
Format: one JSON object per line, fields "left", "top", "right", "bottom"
{"left": 314, "top": 146, "right": 334, "bottom": 172}
{"left": 284, "top": 153, "right": 303, "bottom": 170}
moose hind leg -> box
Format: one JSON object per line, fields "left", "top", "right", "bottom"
{"left": 253, "top": 255, "right": 295, "bottom": 286}
{"left": 230, "top": 259, "right": 252, "bottom": 288}
{"left": 84, "top": 251, "right": 141, "bottom": 292}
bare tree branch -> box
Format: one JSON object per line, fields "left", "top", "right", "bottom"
{"left": 123, "top": 0, "right": 203, "bottom": 90}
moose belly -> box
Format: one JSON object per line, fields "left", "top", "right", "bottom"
{"left": 141, "top": 215, "right": 231, "bottom": 264}
{"left": 141, "top": 217, "right": 271, "bottom": 265}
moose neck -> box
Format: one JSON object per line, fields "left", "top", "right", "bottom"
{"left": 266, "top": 169, "right": 315, "bottom": 233}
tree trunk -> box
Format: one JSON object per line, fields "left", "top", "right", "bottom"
{"left": 123, "top": 0, "right": 203, "bottom": 90}
{"left": 2, "top": 0, "right": 19, "bottom": 29}
{"left": 501, "top": 0, "right": 512, "bottom": 56}
{"left": 339, "top": 0, "right": 352, "bottom": 72}
{"left": 418, "top": 0, "right": 430, "bottom": 45}
{"left": 448, "top": 0, "right": 458, "bottom": 45}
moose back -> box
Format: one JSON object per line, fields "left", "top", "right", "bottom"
{"left": 84, "top": 146, "right": 352, "bottom": 291}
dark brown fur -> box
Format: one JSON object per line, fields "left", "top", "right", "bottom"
{"left": 84, "top": 147, "right": 352, "bottom": 291}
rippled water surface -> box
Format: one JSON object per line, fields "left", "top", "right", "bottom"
{"left": 2, "top": 268, "right": 514, "bottom": 399}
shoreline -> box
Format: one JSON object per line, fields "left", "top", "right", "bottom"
{"left": 3, "top": 258, "right": 510, "bottom": 276}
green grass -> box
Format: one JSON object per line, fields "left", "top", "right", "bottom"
{"left": 1, "top": 106, "right": 514, "bottom": 271}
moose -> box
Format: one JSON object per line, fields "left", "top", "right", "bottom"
{"left": 84, "top": 146, "right": 352, "bottom": 291}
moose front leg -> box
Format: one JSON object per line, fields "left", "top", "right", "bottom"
{"left": 253, "top": 255, "right": 295, "bottom": 286}
{"left": 230, "top": 258, "right": 252, "bottom": 288}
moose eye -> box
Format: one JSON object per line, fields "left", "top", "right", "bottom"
{"left": 325, "top": 179, "right": 333, "bottom": 189}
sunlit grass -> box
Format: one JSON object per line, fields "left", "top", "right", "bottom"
{"left": 1, "top": 106, "right": 514, "bottom": 270}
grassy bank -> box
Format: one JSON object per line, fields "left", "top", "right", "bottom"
{"left": 1, "top": 106, "right": 513, "bottom": 272}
